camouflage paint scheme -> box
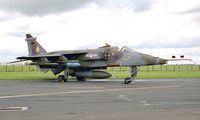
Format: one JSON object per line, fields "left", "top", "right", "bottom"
{"left": 16, "top": 34, "right": 167, "bottom": 83}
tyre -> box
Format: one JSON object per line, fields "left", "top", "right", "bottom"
{"left": 58, "top": 75, "right": 64, "bottom": 82}
{"left": 124, "top": 77, "right": 131, "bottom": 84}
{"left": 63, "top": 77, "right": 68, "bottom": 82}
{"left": 76, "top": 77, "right": 86, "bottom": 81}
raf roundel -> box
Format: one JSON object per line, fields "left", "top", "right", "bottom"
{"left": 85, "top": 53, "right": 97, "bottom": 58}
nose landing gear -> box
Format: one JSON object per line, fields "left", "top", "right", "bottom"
{"left": 124, "top": 66, "right": 137, "bottom": 84}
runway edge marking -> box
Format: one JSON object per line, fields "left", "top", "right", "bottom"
{"left": 0, "top": 107, "right": 29, "bottom": 111}
{"left": 0, "top": 85, "right": 180, "bottom": 99}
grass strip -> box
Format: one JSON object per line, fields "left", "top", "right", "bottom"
{"left": 0, "top": 71, "right": 199, "bottom": 80}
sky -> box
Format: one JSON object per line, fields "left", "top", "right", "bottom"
{"left": 0, "top": 0, "right": 199, "bottom": 64}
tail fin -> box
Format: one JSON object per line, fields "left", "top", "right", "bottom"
{"left": 25, "top": 34, "right": 47, "bottom": 56}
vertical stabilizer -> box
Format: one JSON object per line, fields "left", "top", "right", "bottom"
{"left": 25, "top": 34, "right": 47, "bottom": 56}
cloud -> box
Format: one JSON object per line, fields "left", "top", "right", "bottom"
{"left": 133, "top": 35, "right": 200, "bottom": 49}
{"left": 131, "top": 0, "right": 155, "bottom": 12}
{"left": 94, "top": 0, "right": 155, "bottom": 12}
{"left": 0, "top": 0, "right": 93, "bottom": 16}
{"left": 0, "top": 0, "right": 156, "bottom": 16}
{"left": 0, "top": 0, "right": 200, "bottom": 64}
{"left": 176, "top": 5, "right": 200, "bottom": 15}
{"left": 0, "top": 49, "right": 26, "bottom": 62}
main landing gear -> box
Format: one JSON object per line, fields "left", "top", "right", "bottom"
{"left": 57, "top": 69, "right": 86, "bottom": 82}
{"left": 57, "top": 69, "right": 69, "bottom": 82}
{"left": 124, "top": 66, "right": 138, "bottom": 84}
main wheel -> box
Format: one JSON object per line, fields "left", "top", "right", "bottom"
{"left": 63, "top": 78, "right": 68, "bottom": 82}
{"left": 124, "top": 77, "right": 131, "bottom": 84}
{"left": 76, "top": 77, "right": 86, "bottom": 82}
{"left": 58, "top": 75, "right": 64, "bottom": 82}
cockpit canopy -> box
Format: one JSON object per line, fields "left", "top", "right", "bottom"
{"left": 98, "top": 44, "right": 136, "bottom": 53}
{"left": 120, "top": 46, "right": 136, "bottom": 53}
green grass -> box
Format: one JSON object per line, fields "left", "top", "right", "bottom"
{"left": 109, "top": 71, "right": 200, "bottom": 79}
{"left": 0, "top": 70, "right": 199, "bottom": 80}
{"left": 0, "top": 65, "right": 38, "bottom": 72}
{"left": 0, "top": 65, "right": 199, "bottom": 80}
{"left": 108, "top": 65, "right": 200, "bottom": 71}
{"left": 0, "top": 72, "right": 57, "bottom": 80}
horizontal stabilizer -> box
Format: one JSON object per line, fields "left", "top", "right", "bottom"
{"left": 8, "top": 59, "right": 28, "bottom": 64}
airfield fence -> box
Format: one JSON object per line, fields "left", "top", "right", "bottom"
{"left": 0, "top": 65, "right": 200, "bottom": 72}
{"left": 108, "top": 65, "right": 200, "bottom": 72}
{"left": 0, "top": 65, "right": 39, "bottom": 72}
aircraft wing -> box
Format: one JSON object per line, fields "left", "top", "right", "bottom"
{"left": 16, "top": 52, "right": 87, "bottom": 63}
{"left": 17, "top": 54, "right": 62, "bottom": 60}
{"left": 10, "top": 54, "right": 63, "bottom": 64}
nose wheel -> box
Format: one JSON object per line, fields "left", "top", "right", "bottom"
{"left": 124, "top": 66, "right": 137, "bottom": 84}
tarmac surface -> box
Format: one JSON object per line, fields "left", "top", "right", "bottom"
{"left": 0, "top": 79, "right": 200, "bottom": 120}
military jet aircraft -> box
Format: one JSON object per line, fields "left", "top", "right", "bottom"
{"left": 13, "top": 34, "right": 167, "bottom": 84}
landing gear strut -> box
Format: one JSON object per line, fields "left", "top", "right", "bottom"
{"left": 57, "top": 69, "right": 69, "bottom": 82}
{"left": 124, "top": 66, "right": 137, "bottom": 84}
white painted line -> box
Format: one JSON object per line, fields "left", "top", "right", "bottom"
{"left": 0, "top": 85, "right": 180, "bottom": 99}
{"left": 150, "top": 102, "right": 200, "bottom": 106}
{"left": 0, "top": 107, "right": 29, "bottom": 111}
{"left": 0, "top": 93, "right": 16, "bottom": 95}
{"left": 74, "top": 87, "right": 105, "bottom": 89}
{"left": 139, "top": 100, "right": 150, "bottom": 106}
{"left": 145, "top": 103, "right": 150, "bottom": 106}
{"left": 21, "top": 107, "right": 29, "bottom": 111}
{"left": 138, "top": 101, "right": 200, "bottom": 106}
{"left": 118, "top": 95, "right": 132, "bottom": 102}
{"left": 140, "top": 100, "right": 147, "bottom": 104}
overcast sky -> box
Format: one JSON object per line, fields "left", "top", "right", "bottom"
{"left": 0, "top": 0, "right": 199, "bottom": 64}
